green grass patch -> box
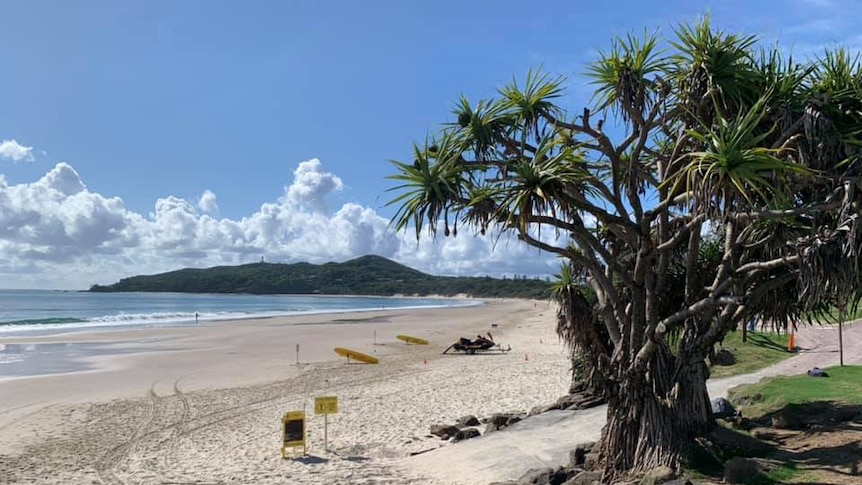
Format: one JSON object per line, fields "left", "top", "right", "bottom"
{"left": 709, "top": 330, "right": 792, "bottom": 379}
{"left": 727, "top": 365, "right": 862, "bottom": 418}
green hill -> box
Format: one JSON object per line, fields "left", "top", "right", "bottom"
{"left": 89, "top": 255, "right": 551, "bottom": 299}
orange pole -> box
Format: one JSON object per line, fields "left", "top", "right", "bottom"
{"left": 787, "top": 324, "right": 796, "bottom": 352}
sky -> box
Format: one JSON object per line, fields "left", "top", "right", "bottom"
{"left": 0, "top": 0, "right": 858, "bottom": 289}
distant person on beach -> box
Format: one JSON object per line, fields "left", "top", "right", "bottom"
{"left": 195, "top": 312, "right": 199, "bottom": 324}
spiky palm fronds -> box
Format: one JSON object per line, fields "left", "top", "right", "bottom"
{"left": 670, "top": 16, "right": 759, "bottom": 118}
{"left": 672, "top": 95, "right": 810, "bottom": 215}
{"left": 498, "top": 69, "right": 565, "bottom": 136}
{"left": 587, "top": 30, "right": 667, "bottom": 120}
{"left": 387, "top": 132, "right": 469, "bottom": 239}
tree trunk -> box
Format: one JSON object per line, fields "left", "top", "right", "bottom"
{"left": 596, "top": 347, "right": 713, "bottom": 478}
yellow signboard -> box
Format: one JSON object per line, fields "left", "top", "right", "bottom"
{"left": 315, "top": 396, "right": 338, "bottom": 415}
{"left": 281, "top": 411, "right": 306, "bottom": 457}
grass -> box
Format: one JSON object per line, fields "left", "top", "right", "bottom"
{"left": 709, "top": 329, "right": 792, "bottom": 378}
{"left": 727, "top": 365, "right": 862, "bottom": 418}
{"left": 756, "top": 464, "right": 807, "bottom": 485}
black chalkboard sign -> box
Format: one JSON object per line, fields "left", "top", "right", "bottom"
{"left": 281, "top": 411, "right": 306, "bottom": 456}
{"left": 284, "top": 417, "right": 304, "bottom": 443}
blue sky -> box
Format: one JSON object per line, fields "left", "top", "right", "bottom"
{"left": 0, "top": 0, "right": 858, "bottom": 289}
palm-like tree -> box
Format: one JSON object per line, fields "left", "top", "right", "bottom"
{"left": 387, "top": 17, "right": 862, "bottom": 480}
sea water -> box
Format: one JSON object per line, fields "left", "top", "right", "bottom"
{"left": 0, "top": 290, "right": 477, "bottom": 336}
{"left": 0, "top": 290, "right": 478, "bottom": 378}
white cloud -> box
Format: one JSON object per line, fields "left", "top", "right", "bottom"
{"left": 197, "top": 190, "right": 219, "bottom": 213}
{"left": 0, "top": 139, "right": 35, "bottom": 162}
{"left": 0, "top": 158, "right": 560, "bottom": 289}
{"left": 285, "top": 158, "right": 343, "bottom": 213}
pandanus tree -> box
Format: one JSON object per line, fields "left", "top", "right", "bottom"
{"left": 387, "top": 18, "right": 862, "bottom": 479}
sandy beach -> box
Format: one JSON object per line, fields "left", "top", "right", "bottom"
{"left": 0, "top": 299, "right": 572, "bottom": 484}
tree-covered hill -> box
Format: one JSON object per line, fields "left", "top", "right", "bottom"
{"left": 89, "top": 255, "right": 551, "bottom": 299}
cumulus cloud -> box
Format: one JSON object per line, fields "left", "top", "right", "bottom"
{"left": 0, "top": 139, "right": 34, "bottom": 162}
{"left": 285, "top": 158, "right": 343, "bottom": 213}
{"left": 197, "top": 190, "right": 219, "bottom": 213}
{"left": 0, "top": 158, "right": 560, "bottom": 289}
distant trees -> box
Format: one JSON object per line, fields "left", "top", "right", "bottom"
{"left": 387, "top": 17, "right": 862, "bottom": 479}
{"left": 89, "top": 255, "right": 551, "bottom": 299}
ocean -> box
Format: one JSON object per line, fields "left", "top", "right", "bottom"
{"left": 0, "top": 290, "right": 478, "bottom": 336}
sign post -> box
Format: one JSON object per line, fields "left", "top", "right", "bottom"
{"left": 314, "top": 396, "right": 338, "bottom": 451}
{"left": 281, "top": 411, "right": 306, "bottom": 458}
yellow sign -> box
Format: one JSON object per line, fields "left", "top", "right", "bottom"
{"left": 281, "top": 411, "right": 306, "bottom": 457}
{"left": 315, "top": 396, "right": 338, "bottom": 415}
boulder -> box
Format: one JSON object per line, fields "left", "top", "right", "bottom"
{"left": 556, "top": 393, "right": 581, "bottom": 408}
{"left": 562, "top": 470, "right": 602, "bottom": 485}
{"left": 723, "top": 457, "right": 760, "bottom": 484}
{"left": 568, "top": 442, "right": 596, "bottom": 467}
{"left": 639, "top": 466, "right": 675, "bottom": 485}
{"left": 582, "top": 452, "right": 600, "bottom": 470}
{"left": 517, "top": 466, "right": 576, "bottom": 485}
{"left": 529, "top": 403, "right": 560, "bottom": 416}
{"left": 451, "top": 427, "right": 480, "bottom": 443}
{"left": 457, "top": 415, "right": 481, "bottom": 427}
{"left": 429, "top": 423, "right": 460, "bottom": 439}
{"left": 710, "top": 397, "right": 737, "bottom": 419}
{"left": 711, "top": 348, "right": 735, "bottom": 365}
{"left": 485, "top": 413, "right": 523, "bottom": 433}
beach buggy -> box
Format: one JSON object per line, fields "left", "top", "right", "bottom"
{"left": 442, "top": 333, "right": 511, "bottom": 354}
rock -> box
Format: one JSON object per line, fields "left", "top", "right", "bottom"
{"left": 582, "top": 452, "right": 599, "bottom": 470}
{"left": 429, "top": 423, "right": 460, "bottom": 439}
{"left": 457, "top": 415, "right": 480, "bottom": 427}
{"left": 485, "top": 413, "right": 523, "bottom": 433}
{"left": 655, "top": 480, "right": 693, "bottom": 485}
{"left": 517, "top": 466, "right": 576, "bottom": 485}
{"left": 710, "top": 397, "right": 737, "bottom": 419}
{"left": 723, "top": 457, "right": 760, "bottom": 484}
{"left": 563, "top": 470, "right": 602, "bottom": 485}
{"left": 568, "top": 442, "right": 596, "bottom": 467}
{"left": 529, "top": 403, "right": 560, "bottom": 416}
{"left": 639, "top": 466, "right": 675, "bottom": 485}
{"left": 451, "top": 427, "right": 480, "bottom": 443}
{"left": 711, "top": 348, "right": 735, "bottom": 365}
{"left": 556, "top": 393, "right": 581, "bottom": 408}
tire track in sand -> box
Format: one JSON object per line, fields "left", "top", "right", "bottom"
{"left": 95, "top": 382, "right": 161, "bottom": 485}
{"left": 156, "top": 379, "right": 192, "bottom": 482}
